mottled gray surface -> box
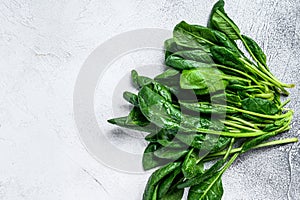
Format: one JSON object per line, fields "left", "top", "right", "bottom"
{"left": 0, "top": 0, "right": 299, "bottom": 200}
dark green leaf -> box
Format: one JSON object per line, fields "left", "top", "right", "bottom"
{"left": 241, "top": 97, "right": 279, "bottom": 115}
{"left": 242, "top": 131, "right": 277, "bottom": 153}
{"left": 208, "top": 0, "right": 240, "bottom": 40}
{"left": 172, "top": 50, "right": 214, "bottom": 64}
{"left": 138, "top": 86, "right": 182, "bottom": 129}
{"left": 145, "top": 129, "right": 176, "bottom": 145}
{"left": 152, "top": 82, "right": 173, "bottom": 102}
{"left": 166, "top": 55, "right": 212, "bottom": 71}
{"left": 131, "top": 70, "right": 152, "bottom": 88}
{"left": 187, "top": 174, "right": 224, "bottom": 200}
{"left": 164, "top": 38, "right": 185, "bottom": 59}
{"left": 177, "top": 159, "right": 225, "bottom": 188}
{"left": 155, "top": 69, "right": 179, "bottom": 80}
{"left": 182, "top": 149, "right": 204, "bottom": 179}
{"left": 180, "top": 67, "right": 228, "bottom": 94}
{"left": 142, "top": 142, "right": 165, "bottom": 170}
{"left": 161, "top": 188, "right": 184, "bottom": 200}
{"left": 180, "top": 101, "right": 237, "bottom": 114}
{"left": 123, "top": 91, "right": 139, "bottom": 106}
{"left": 242, "top": 35, "right": 267, "bottom": 67}
{"left": 126, "top": 107, "right": 149, "bottom": 127}
{"left": 157, "top": 168, "right": 182, "bottom": 199}
{"left": 107, "top": 116, "right": 159, "bottom": 134}
{"left": 143, "top": 162, "right": 181, "bottom": 200}
{"left": 173, "top": 21, "right": 240, "bottom": 53}
{"left": 154, "top": 144, "right": 189, "bottom": 160}
{"left": 210, "top": 46, "right": 245, "bottom": 71}
{"left": 181, "top": 115, "right": 226, "bottom": 132}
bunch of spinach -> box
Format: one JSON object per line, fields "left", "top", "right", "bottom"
{"left": 108, "top": 1, "right": 297, "bottom": 199}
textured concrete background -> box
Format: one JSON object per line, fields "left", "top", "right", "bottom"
{"left": 0, "top": 0, "right": 299, "bottom": 199}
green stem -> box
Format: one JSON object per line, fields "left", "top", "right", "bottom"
{"left": 225, "top": 105, "right": 293, "bottom": 119}
{"left": 195, "top": 128, "right": 265, "bottom": 138}
{"left": 239, "top": 34, "right": 294, "bottom": 89}
{"left": 241, "top": 59, "right": 282, "bottom": 87}
{"left": 254, "top": 93, "right": 274, "bottom": 99}
{"left": 221, "top": 75, "right": 251, "bottom": 84}
{"left": 226, "top": 115, "right": 258, "bottom": 129}
{"left": 219, "top": 153, "right": 239, "bottom": 174}
{"left": 223, "top": 138, "right": 235, "bottom": 160}
{"left": 214, "top": 64, "right": 261, "bottom": 86}
{"left": 279, "top": 99, "right": 291, "bottom": 110}
{"left": 207, "top": 137, "right": 298, "bottom": 158}
{"left": 221, "top": 120, "right": 260, "bottom": 132}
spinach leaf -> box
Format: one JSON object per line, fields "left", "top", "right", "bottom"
{"left": 166, "top": 55, "right": 212, "bottom": 71}
{"left": 161, "top": 188, "right": 184, "bottom": 200}
{"left": 174, "top": 21, "right": 239, "bottom": 53}
{"left": 131, "top": 70, "right": 152, "bottom": 88}
{"left": 178, "top": 159, "right": 225, "bottom": 188}
{"left": 210, "top": 45, "right": 245, "bottom": 71}
{"left": 242, "top": 35, "right": 267, "bottom": 67}
{"left": 143, "top": 142, "right": 165, "bottom": 170}
{"left": 145, "top": 129, "right": 176, "bottom": 145}
{"left": 152, "top": 82, "right": 173, "bottom": 102}
{"left": 182, "top": 149, "right": 204, "bottom": 179}
{"left": 208, "top": 0, "right": 240, "bottom": 40}
{"left": 180, "top": 101, "right": 237, "bottom": 114}
{"left": 187, "top": 174, "right": 224, "bottom": 200}
{"left": 180, "top": 67, "right": 228, "bottom": 93}
{"left": 143, "top": 162, "right": 181, "bottom": 200}
{"left": 241, "top": 131, "right": 277, "bottom": 153}
{"left": 126, "top": 106, "right": 149, "bottom": 126}
{"left": 164, "top": 38, "right": 187, "bottom": 59}
{"left": 123, "top": 91, "right": 139, "bottom": 106}
{"left": 138, "top": 86, "right": 182, "bottom": 129}
{"left": 107, "top": 116, "right": 158, "bottom": 134}
{"left": 241, "top": 97, "right": 279, "bottom": 115}
{"left": 154, "top": 145, "right": 189, "bottom": 160}
{"left": 171, "top": 50, "right": 214, "bottom": 64}
{"left": 157, "top": 168, "right": 182, "bottom": 199}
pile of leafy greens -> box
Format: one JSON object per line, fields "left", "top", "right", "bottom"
{"left": 108, "top": 1, "right": 297, "bottom": 199}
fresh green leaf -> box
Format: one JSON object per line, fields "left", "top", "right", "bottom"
{"left": 143, "top": 162, "right": 181, "bottom": 200}
{"left": 180, "top": 67, "right": 228, "bottom": 94}
{"left": 242, "top": 35, "right": 267, "bottom": 67}
{"left": 138, "top": 86, "right": 182, "bottom": 129}
{"left": 166, "top": 54, "right": 212, "bottom": 71}
{"left": 178, "top": 159, "right": 225, "bottom": 188}
{"left": 241, "top": 97, "right": 279, "bottom": 115}
{"left": 157, "top": 168, "right": 182, "bottom": 199}
{"left": 208, "top": 0, "right": 240, "bottom": 40}
{"left": 143, "top": 142, "right": 165, "bottom": 170}
{"left": 210, "top": 46, "right": 245, "bottom": 71}
{"left": 173, "top": 21, "right": 240, "bottom": 53}
{"left": 187, "top": 173, "right": 224, "bottom": 200}
{"left": 180, "top": 101, "right": 237, "bottom": 114}
{"left": 126, "top": 107, "right": 150, "bottom": 126}
{"left": 131, "top": 70, "right": 152, "bottom": 88}
{"left": 107, "top": 116, "right": 158, "bottom": 134}
{"left": 182, "top": 149, "right": 204, "bottom": 179}
{"left": 123, "top": 91, "right": 139, "bottom": 106}
{"left": 171, "top": 50, "right": 214, "bottom": 64}
{"left": 242, "top": 132, "right": 277, "bottom": 153}
{"left": 161, "top": 188, "right": 184, "bottom": 200}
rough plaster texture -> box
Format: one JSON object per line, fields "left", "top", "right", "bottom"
{"left": 0, "top": 0, "right": 299, "bottom": 199}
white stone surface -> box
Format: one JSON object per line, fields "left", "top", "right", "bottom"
{"left": 0, "top": 0, "right": 299, "bottom": 199}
